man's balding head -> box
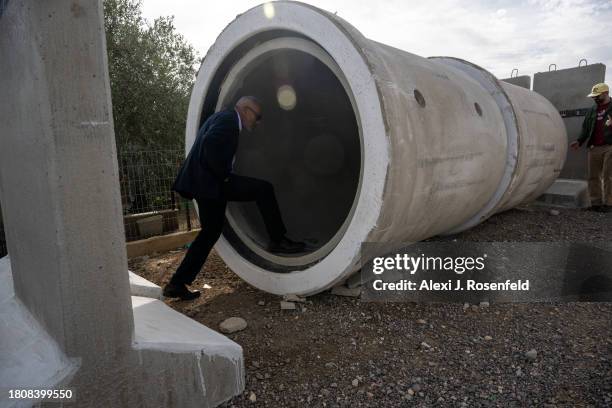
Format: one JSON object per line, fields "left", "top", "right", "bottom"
{"left": 236, "top": 96, "right": 261, "bottom": 109}
{"left": 235, "top": 96, "right": 263, "bottom": 132}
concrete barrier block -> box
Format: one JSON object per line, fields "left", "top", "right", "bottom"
{"left": 132, "top": 296, "right": 245, "bottom": 406}
{"left": 129, "top": 270, "right": 163, "bottom": 299}
{"left": 501, "top": 75, "right": 531, "bottom": 89}
{"left": 536, "top": 178, "right": 590, "bottom": 208}
{"left": 0, "top": 257, "right": 79, "bottom": 407}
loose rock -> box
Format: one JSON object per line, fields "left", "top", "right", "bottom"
{"left": 525, "top": 349, "right": 538, "bottom": 361}
{"left": 219, "top": 317, "right": 247, "bottom": 334}
{"left": 280, "top": 301, "right": 296, "bottom": 310}
{"left": 283, "top": 294, "right": 306, "bottom": 303}
{"left": 331, "top": 285, "right": 362, "bottom": 297}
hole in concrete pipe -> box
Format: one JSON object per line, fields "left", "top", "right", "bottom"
{"left": 414, "top": 89, "right": 426, "bottom": 107}
{"left": 216, "top": 45, "right": 362, "bottom": 272}
{"left": 474, "top": 102, "right": 483, "bottom": 117}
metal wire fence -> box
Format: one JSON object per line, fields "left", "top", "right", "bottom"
{"left": 0, "top": 149, "right": 200, "bottom": 256}
{"left": 119, "top": 149, "right": 200, "bottom": 242}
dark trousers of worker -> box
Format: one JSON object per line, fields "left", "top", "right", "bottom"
{"left": 170, "top": 175, "right": 287, "bottom": 286}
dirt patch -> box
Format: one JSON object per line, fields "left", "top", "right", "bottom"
{"left": 129, "top": 205, "right": 612, "bottom": 407}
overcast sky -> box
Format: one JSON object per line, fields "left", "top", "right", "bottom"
{"left": 141, "top": 0, "right": 611, "bottom": 84}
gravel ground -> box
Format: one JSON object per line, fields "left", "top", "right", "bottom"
{"left": 129, "top": 205, "right": 612, "bottom": 407}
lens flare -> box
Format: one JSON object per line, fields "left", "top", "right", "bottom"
{"left": 277, "top": 85, "right": 297, "bottom": 110}
{"left": 263, "top": 3, "right": 275, "bottom": 19}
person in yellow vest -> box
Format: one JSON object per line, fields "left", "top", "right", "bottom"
{"left": 570, "top": 83, "right": 612, "bottom": 212}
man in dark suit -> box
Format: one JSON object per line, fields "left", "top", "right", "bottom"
{"left": 164, "top": 96, "right": 305, "bottom": 300}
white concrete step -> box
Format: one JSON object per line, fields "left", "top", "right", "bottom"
{"left": 132, "top": 296, "right": 244, "bottom": 406}
{"left": 129, "top": 270, "right": 163, "bottom": 299}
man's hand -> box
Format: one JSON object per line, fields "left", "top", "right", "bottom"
{"left": 569, "top": 141, "right": 580, "bottom": 151}
{"left": 606, "top": 114, "right": 611, "bottom": 127}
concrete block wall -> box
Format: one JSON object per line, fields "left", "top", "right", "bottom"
{"left": 501, "top": 75, "right": 531, "bottom": 89}
{"left": 533, "top": 64, "right": 606, "bottom": 179}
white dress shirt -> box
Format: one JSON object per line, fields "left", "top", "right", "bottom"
{"left": 235, "top": 108, "right": 242, "bottom": 132}
{"left": 232, "top": 109, "right": 241, "bottom": 171}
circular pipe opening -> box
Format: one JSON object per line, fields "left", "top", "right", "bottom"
{"left": 215, "top": 38, "right": 362, "bottom": 271}
{"left": 187, "top": 4, "right": 389, "bottom": 295}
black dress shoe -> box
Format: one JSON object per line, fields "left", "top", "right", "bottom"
{"left": 268, "top": 236, "right": 306, "bottom": 254}
{"left": 162, "top": 282, "right": 201, "bottom": 300}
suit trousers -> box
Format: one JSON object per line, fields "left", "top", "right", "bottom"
{"left": 587, "top": 144, "right": 612, "bottom": 206}
{"left": 170, "top": 175, "right": 287, "bottom": 285}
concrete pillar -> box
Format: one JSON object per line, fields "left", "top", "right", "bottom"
{"left": 0, "top": 0, "right": 134, "bottom": 383}
{"left": 0, "top": 1, "right": 243, "bottom": 406}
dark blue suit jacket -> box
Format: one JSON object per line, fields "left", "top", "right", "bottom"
{"left": 173, "top": 110, "right": 239, "bottom": 200}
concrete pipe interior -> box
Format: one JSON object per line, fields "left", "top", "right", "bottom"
{"left": 214, "top": 38, "right": 362, "bottom": 271}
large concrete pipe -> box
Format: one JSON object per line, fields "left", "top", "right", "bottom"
{"left": 186, "top": 1, "right": 566, "bottom": 295}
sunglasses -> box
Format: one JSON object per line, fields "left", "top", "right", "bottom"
{"left": 245, "top": 106, "right": 263, "bottom": 122}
